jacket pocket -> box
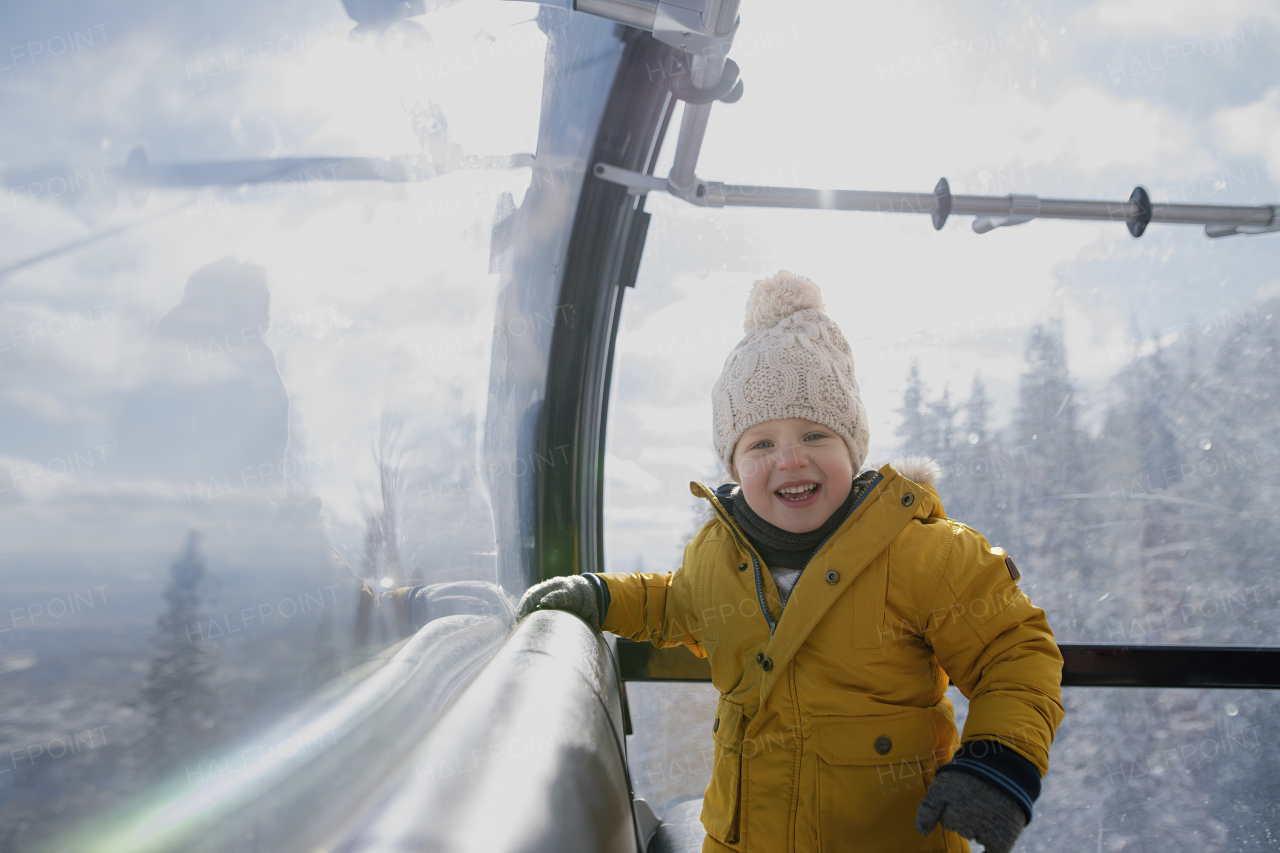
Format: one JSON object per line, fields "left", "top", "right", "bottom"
{"left": 812, "top": 709, "right": 952, "bottom": 853}
{"left": 701, "top": 696, "right": 745, "bottom": 843}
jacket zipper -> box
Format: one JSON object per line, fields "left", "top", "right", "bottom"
{"left": 703, "top": 494, "right": 777, "bottom": 635}
{"left": 702, "top": 472, "right": 884, "bottom": 636}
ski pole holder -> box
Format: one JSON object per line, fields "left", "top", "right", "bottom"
{"left": 973, "top": 194, "right": 1041, "bottom": 234}
{"left": 1127, "top": 186, "right": 1152, "bottom": 237}
{"left": 669, "top": 57, "right": 743, "bottom": 104}
{"left": 1205, "top": 207, "right": 1280, "bottom": 238}
{"left": 590, "top": 163, "right": 1280, "bottom": 240}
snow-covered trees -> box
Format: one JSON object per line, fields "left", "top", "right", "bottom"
{"left": 895, "top": 308, "right": 1280, "bottom": 852}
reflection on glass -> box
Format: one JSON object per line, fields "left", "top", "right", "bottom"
{"left": 117, "top": 259, "right": 289, "bottom": 484}
{"left": 0, "top": 0, "right": 551, "bottom": 847}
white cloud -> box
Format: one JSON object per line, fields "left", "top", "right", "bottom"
{"left": 602, "top": 504, "right": 700, "bottom": 573}
{"left": 637, "top": 444, "right": 717, "bottom": 473}
{"left": 605, "top": 454, "right": 663, "bottom": 495}
{"left": 1213, "top": 85, "right": 1280, "bottom": 180}
{"left": 693, "top": 5, "right": 1219, "bottom": 194}
{"left": 1079, "top": 0, "right": 1279, "bottom": 35}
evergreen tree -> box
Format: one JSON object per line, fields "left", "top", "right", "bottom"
{"left": 927, "top": 385, "right": 956, "bottom": 453}
{"left": 1188, "top": 299, "right": 1280, "bottom": 846}
{"left": 948, "top": 374, "right": 1015, "bottom": 549}
{"left": 1014, "top": 319, "right": 1081, "bottom": 495}
{"left": 963, "top": 375, "right": 989, "bottom": 448}
{"left": 1198, "top": 299, "right": 1280, "bottom": 593}
{"left": 1126, "top": 346, "right": 1187, "bottom": 643}
{"left": 139, "top": 532, "right": 218, "bottom": 777}
{"left": 895, "top": 360, "right": 933, "bottom": 455}
{"left": 1009, "top": 320, "right": 1087, "bottom": 636}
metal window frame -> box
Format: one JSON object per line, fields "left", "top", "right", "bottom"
{"left": 615, "top": 640, "right": 1280, "bottom": 689}
{"left": 535, "top": 28, "right": 679, "bottom": 582}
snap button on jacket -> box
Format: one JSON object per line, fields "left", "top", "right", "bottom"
{"left": 599, "top": 463, "right": 1065, "bottom": 853}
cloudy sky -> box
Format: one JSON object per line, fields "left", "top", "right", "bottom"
{"left": 0, "top": 0, "right": 547, "bottom": 563}
{"left": 1, "top": 0, "right": 1278, "bottom": 579}
{"left": 604, "top": 0, "right": 1280, "bottom": 573}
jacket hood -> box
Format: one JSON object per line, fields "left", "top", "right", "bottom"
{"left": 890, "top": 454, "right": 941, "bottom": 487}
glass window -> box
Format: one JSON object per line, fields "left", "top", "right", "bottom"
{"left": 0, "top": 1, "right": 606, "bottom": 847}
{"left": 606, "top": 3, "right": 1280, "bottom": 644}
{"left": 607, "top": 1, "right": 1280, "bottom": 839}
{"left": 1023, "top": 688, "right": 1280, "bottom": 851}
{"left": 626, "top": 681, "right": 720, "bottom": 813}
{"left": 626, "top": 684, "right": 1280, "bottom": 851}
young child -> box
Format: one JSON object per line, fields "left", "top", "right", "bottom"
{"left": 518, "top": 271, "right": 1064, "bottom": 853}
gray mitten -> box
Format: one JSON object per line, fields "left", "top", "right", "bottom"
{"left": 515, "top": 575, "right": 602, "bottom": 631}
{"left": 914, "top": 771, "right": 1027, "bottom": 853}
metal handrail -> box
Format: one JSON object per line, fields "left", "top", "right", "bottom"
{"left": 338, "top": 611, "right": 640, "bottom": 852}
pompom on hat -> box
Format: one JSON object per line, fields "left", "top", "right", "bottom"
{"left": 712, "top": 270, "right": 871, "bottom": 480}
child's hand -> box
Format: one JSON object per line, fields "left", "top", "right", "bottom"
{"left": 515, "top": 575, "right": 603, "bottom": 631}
{"left": 914, "top": 772, "right": 1027, "bottom": 853}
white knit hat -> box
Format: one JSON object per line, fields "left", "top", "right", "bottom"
{"left": 711, "top": 271, "right": 870, "bottom": 480}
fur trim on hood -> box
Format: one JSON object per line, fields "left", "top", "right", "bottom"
{"left": 890, "top": 455, "right": 941, "bottom": 487}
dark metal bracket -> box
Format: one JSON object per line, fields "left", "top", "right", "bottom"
{"left": 617, "top": 640, "right": 1280, "bottom": 690}
{"left": 669, "top": 58, "right": 743, "bottom": 104}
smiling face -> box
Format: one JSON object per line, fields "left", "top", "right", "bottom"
{"left": 730, "top": 417, "right": 855, "bottom": 533}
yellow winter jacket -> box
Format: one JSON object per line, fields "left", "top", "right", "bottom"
{"left": 598, "top": 463, "right": 1064, "bottom": 853}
